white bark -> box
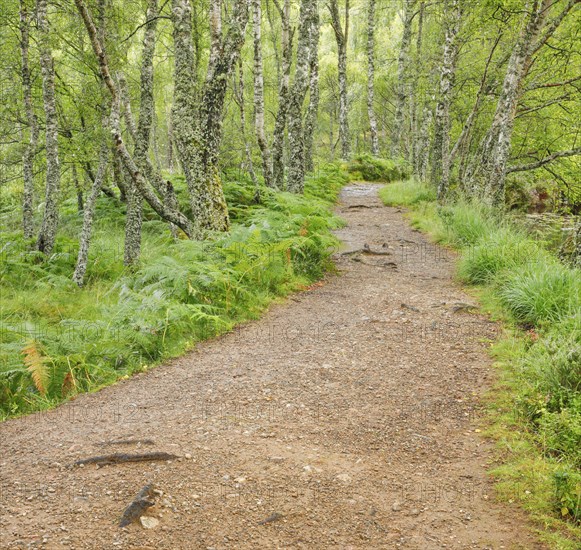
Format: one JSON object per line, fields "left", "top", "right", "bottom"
{"left": 366, "top": 0, "right": 379, "bottom": 156}
{"left": 20, "top": 0, "right": 38, "bottom": 240}
{"left": 329, "top": 0, "right": 350, "bottom": 160}
{"left": 252, "top": 0, "right": 273, "bottom": 187}
{"left": 36, "top": 0, "right": 60, "bottom": 254}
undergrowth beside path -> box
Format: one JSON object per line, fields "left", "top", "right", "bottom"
{"left": 380, "top": 180, "right": 581, "bottom": 549}
{"left": 0, "top": 166, "right": 348, "bottom": 419}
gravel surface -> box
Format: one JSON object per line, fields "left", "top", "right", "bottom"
{"left": 0, "top": 183, "right": 545, "bottom": 549}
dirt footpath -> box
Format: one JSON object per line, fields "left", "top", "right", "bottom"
{"left": 0, "top": 183, "right": 544, "bottom": 549}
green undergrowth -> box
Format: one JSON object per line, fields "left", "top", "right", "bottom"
{"left": 0, "top": 164, "right": 348, "bottom": 419}
{"left": 345, "top": 153, "right": 411, "bottom": 182}
{"left": 380, "top": 179, "right": 581, "bottom": 547}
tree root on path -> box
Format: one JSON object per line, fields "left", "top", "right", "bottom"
{"left": 95, "top": 439, "right": 155, "bottom": 447}
{"left": 74, "top": 452, "right": 177, "bottom": 467}
{"left": 119, "top": 484, "right": 156, "bottom": 527}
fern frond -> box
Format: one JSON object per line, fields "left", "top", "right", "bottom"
{"left": 22, "top": 341, "right": 50, "bottom": 395}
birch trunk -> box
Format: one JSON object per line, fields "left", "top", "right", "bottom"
{"left": 252, "top": 0, "right": 273, "bottom": 187}
{"left": 286, "top": 0, "right": 317, "bottom": 193}
{"left": 271, "top": 0, "right": 292, "bottom": 189}
{"left": 236, "top": 59, "right": 260, "bottom": 197}
{"left": 411, "top": 1, "right": 424, "bottom": 172}
{"left": 329, "top": 0, "right": 350, "bottom": 160}
{"left": 366, "top": 0, "right": 379, "bottom": 157}
{"left": 20, "top": 0, "right": 38, "bottom": 240}
{"left": 36, "top": 0, "right": 60, "bottom": 254}
{"left": 73, "top": 140, "right": 108, "bottom": 287}
{"left": 417, "top": 104, "right": 431, "bottom": 181}
{"left": 303, "top": 4, "right": 320, "bottom": 173}
{"left": 391, "top": 0, "right": 415, "bottom": 159}
{"left": 431, "top": 0, "right": 460, "bottom": 200}
{"left": 172, "top": 0, "right": 248, "bottom": 233}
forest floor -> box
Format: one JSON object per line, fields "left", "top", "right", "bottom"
{"left": 0, "top": 183, "right": 546, "bottom": 549}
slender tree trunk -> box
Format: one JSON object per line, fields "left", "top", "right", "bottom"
{"left": 271, "top": 0, "right": 292, "bottom": 189}
{"left": 236, "top": 59, "right": 260, "bottom": 197}
{"left": 20, "top": 0, "right": 38, "bottom": 240}
{"left": 287, "top": 0, "right": 317, "bottom": 193}
{"left": 431, "top": 0, "right": 460, "bottom": 200}
{"left": 167, "top": 116, "right": 175, "bottom": 173}
{"left": 72, "top": 163, "right": 84, "bottom": 212}
{"left": 36, "top": 0, "right": 60, "bottom": 254}
{"left": 252, "top": 0, "right": 273, "bottom": 187}
{"left": 411, "top": 1, "right": 424, "bottom": 172}
{"left": 366, "top": 0, "right": 379, "bottom": 156}
{"left": 417, "top": 105, "right": 432, "bottom": 181}
{"left": 73, "top": 140, "right": 108, "bottom": 287}
{"left": 329, "top": 0, "right": 350, "bottom": 160}
{"left": 303, "top": 4, "right": 320, "bottom": 173}
{"left": 391, "top": 0, "right": 415, "bottom": 159}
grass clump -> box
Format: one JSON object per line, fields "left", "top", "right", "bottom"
{"left": 380, "top": 178, "right": 581, "bottom": 544}
{"left": 0, "top": 165, "right": 347, "bottom": 418}
{"left": 498, "top": 262, "right": 580, "bottom": 326}
{"left": 346, "top": 154, "right": 411, "bottom": 183}
{"left": 378, "top": 178, "right": 436, "bottom": 206}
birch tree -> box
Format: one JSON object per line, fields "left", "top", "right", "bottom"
{"left": 467, "top": 0, "right": 580, "bottom": 203}
{"left": 73, "top": 139, "right": 108, "bottom": 287}
{"left": 74, "top": 0, "right": 195, "bottom": 237}
{"left": 252, "top": 0, "right": 273, "bottom": 187}
{"left": 366, "top": 0, "right": 379, "bottom": 156}
{"left": 287, "top": 0, "right": 318, "bottom": 193}
{"left": 391, "top": 0, "right": 416, "bottom": 159}
{"left": 328, "top": 0, "right": 350, "bottom": 160}
{"left": 19, "top": 0, "right": 38, "bottom": 240}
{"left": 304, "top": 2, "right": 321, "bottom": 173}
{"left": 431, "top": 0, "right": 460, "bottom": 199}
{"left": 271, "top": 0, "right": 293, "bottom": 189}
{"left": 36, "top": 0, "right": 60, "bottom": 254}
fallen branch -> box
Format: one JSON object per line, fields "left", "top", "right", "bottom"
{"left": 74, "top": 452, "right": 177, "bottom": 467}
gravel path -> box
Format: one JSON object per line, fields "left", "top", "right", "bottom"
{"left": 0, "top": 183, "right": 545, "bottom": 549}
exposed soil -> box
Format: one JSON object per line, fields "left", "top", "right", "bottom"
{"left": 0, "top": 183, "right": 545, "bottom": 549}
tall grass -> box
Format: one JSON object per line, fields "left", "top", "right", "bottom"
{"left": 379, "top": 178, "right": 581, "bottom": 540}
{"left": 0, "top": 165, "right": 348, "bottom": 418}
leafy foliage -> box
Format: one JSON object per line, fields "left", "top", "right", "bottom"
{"left": 345, "top": 154, "right": 411, "bottom": 182}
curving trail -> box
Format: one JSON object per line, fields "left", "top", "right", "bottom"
{"left": 0, "top": 183, "right": 544, "bottom": 549}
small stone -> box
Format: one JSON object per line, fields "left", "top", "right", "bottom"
{"left": 140, "top": 516, "right": 159, "bottom": 529}
{"left": 392, "top": 501, "right": 402, "bottom": 511}
{"left": 185, "top": 454, "right": 192, "bottom": 459}
{"left": 336, "top": 473, "right": 351, "bottom": 483}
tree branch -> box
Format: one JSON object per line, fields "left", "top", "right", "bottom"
{"left": 507, "top": 147, "right": 581, "bottom": 173}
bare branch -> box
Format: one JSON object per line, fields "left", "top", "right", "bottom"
{"left": 507, "top": 147, "right": 581, "bottom": 173}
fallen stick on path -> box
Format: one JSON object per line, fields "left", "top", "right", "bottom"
{"left": 74, "top": 452, "right": 177, "bottom": 467}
